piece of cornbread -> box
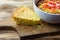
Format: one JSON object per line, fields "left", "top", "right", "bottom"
{"left": 13, "top": 6, "right": 40, "bottom": 25}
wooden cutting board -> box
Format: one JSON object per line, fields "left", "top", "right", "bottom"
{"left": 0, "top": 17, "right": 60, "bottom": 38}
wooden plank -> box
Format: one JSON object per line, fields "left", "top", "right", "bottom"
{"left": 0, "top": 17, "right": 60, "bottom": 37}
{"left": 0, "top": 28, "right": 20, "bottom": 40}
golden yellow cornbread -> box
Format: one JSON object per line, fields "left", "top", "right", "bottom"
{"left": 13, "top": 6, "right": 40, "bottom": 25}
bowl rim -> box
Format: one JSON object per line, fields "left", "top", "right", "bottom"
{"left": 33, "top": 0, "right": 60, "bottom": 16}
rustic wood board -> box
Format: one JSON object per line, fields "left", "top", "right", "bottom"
{"left": 0, "top": 17, "right": 60, "bottom": 37}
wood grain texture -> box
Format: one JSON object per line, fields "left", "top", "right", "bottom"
{"left": 0, "top": 29, "right": 20, "bottom": 40}
{"left": 0, "top": 17, "right": 60, "bottom": 37}
{"left": 0, "top": 0, "right": 60, "bottom": 40}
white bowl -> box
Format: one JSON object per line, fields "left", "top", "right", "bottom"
{"left": 33, "top": 0, "right": 60, "bottom": 23}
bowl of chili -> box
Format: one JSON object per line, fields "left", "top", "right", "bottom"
{"left": 33, "top": 0, "right": 60, "bottom": 23}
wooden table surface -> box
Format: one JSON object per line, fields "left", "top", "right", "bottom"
{"left": 0, "top": 0, "right": 60, "bottom": 40}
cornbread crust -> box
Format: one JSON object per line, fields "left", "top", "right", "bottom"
{"left": 13, "top": 6, "right": 40, "bottom": 25}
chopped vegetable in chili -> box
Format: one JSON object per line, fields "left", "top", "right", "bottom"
{"left": 38, "top": 0, "right": 60, "bottom": 14}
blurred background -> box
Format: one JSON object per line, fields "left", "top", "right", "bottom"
{"left": 0, "top": 0, "right": 33, "bottom": 20}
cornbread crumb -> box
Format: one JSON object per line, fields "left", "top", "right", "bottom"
{"left": 13, "top": 6, "right": 41, "bottom": 26}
